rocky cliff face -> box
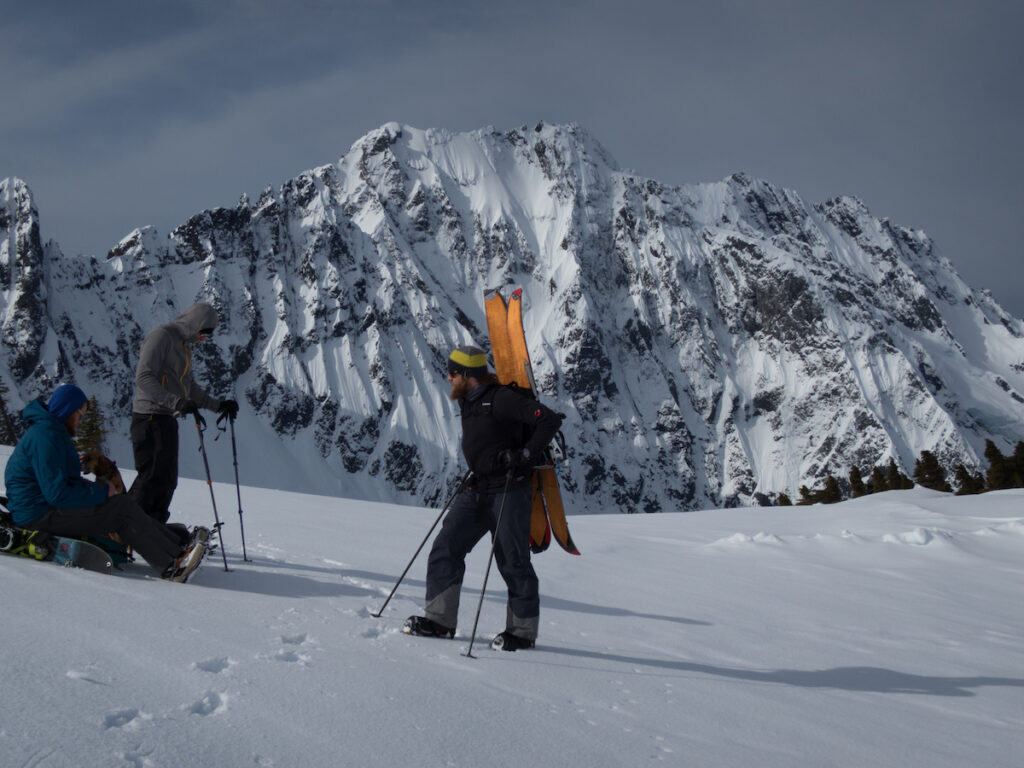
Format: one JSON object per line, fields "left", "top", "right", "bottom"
{"left": 2, "top": 122, "right": 1022, "bottom": 513}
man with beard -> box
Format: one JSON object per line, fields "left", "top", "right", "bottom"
{"left": 403, "top": 346, "right": 562, "bottom": 650}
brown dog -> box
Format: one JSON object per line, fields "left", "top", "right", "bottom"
{"left": 80, "top": 451, "right": 126, "bottom": 495}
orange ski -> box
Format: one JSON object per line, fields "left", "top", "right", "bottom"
{"left": 484, "top": 289, "right": 517, "bottom": 385}
{"left": 485, "top": 287, "right": 579, "bottom": 555}
{"left": 529, "top": 473, "right": 553, "bottom": 553}
{"left": 485, "top": 288, "right": 551, "bottom": 552}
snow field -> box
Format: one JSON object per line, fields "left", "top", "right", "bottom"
{"left": 1, "top": 476, "right": 1021, "bottom": 767}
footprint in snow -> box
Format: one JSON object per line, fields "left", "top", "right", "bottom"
{"left": 120, "top": 746, "right": 156, "bottom": 768}
{"left": 193, "top": 656, "right": 235, "bottom": 674}
{"left": 274, "top": 648, "right": 311, "bottom": 664}
{"left": 187, "top": 690, "right": 228, "bottom": 716}
{"left": 274, "top": 633, "right": 316, "bottom": 664}
{"left": 103, "top": 708, "right": 151, "bottom": 730}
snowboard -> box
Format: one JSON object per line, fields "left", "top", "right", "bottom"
{"left": 0, "top": 523, "right": 114, "bottom": 575}
{"left": 484, "top": 287, "right": 580, "bottom": 555}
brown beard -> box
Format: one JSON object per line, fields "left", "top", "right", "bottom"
{"left": 449, "top": 376, "right": 473, "bottom": 401}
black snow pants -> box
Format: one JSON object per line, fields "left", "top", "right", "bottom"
{"left": 28, "top": 494, "right": 184, "bottom": 574}
{"left": 424, "top": 481, "right": 539, "bottom": 640}
{"left": 129, "top": 413, "right": 179, "bottom": 525}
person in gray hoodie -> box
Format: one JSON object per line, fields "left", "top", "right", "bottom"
{"left": 129, "top": 302, "right": 239, "bottom": 527}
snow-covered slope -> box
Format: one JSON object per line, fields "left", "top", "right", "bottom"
{"left": 2, "top": 468, "right": 1022, "bottom": 767}
{"left": 2, "top": 123, "right": 1023, "bottom": 512}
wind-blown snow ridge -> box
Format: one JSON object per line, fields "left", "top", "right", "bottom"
{"left": 711, "top": 517, "right": 1024, "bottom": 549}
{"left": 2, "top": 122, "right": 1023, "bottom": 513}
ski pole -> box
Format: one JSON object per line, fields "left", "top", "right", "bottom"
{"left": 225, "top": 416, "right": 250, "bottom": 562}
{"left": 371, "top": 469, "right": 472, "bottom": 618}
{"left": 464, "top": 472, "right": 514, "bottom": 659}
{"left": 194, "top": 411, "right": 229, "bottom": 571}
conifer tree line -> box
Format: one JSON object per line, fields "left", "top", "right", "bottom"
{"left": 787, "top": 441, "right": 1024, "bottom": 506}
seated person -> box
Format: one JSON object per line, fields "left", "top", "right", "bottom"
{"left": 3, "top": 385, "right": 208, "bottom": 582}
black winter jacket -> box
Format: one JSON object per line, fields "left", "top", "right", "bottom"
{"left": 459, "top": 384, "right": 562, "bottom": 491}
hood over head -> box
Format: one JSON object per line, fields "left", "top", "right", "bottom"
{"left": 47, "top": 384, "right": 88, "bottom": 423}
{"left": 171, "top": 302, "right": 218, "bottom": 338}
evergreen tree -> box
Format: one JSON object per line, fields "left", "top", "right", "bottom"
{"left": 777, "top": 492, "right": 793, "bottom": 506}
{"left": 849, "top": 466, "right": 867, "bottom": 498}
{"left": 913, "top": 450, "right": 951, "bottom": 492}
{"left": 0, "top": 377, "right": 20, "bottom": 445}
{"left": 796, "top": 476, "right": 843, "bottom": 505}
{"left": 1013, "top": 441, "right": 1024, "bottom": 488}
{"left": 73, "top": 396, "right": 108, "bottom": 455}
{"left": 870, "top": 465, "right": 889, "bottom": 494}
{"left": 886, "top": 458, "right": 913, "bottom": 490}
{"left": 984, "top": 440, "right": 1014, "bottom": 490}
{"left": 820, "top": 475, "right": 842, "bottom": 504}
{"left": 953, "top": 464, "right": 985, "bottom": 495}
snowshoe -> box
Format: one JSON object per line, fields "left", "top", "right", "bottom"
{"left": 402, "top": 616, "right": 456, "bottom": 638}
{"left": 162, "top": 527, "right": 209, "bottom": 583}
{"left": 491, "top": 631, "right": 535, "bottom": 652}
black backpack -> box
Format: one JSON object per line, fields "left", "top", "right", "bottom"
{"left": 467, "top": 383, "right": 566, "bottom": 463}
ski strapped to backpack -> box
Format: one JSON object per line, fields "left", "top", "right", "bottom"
{"left": 483, "top": 287, "right": 579, "bottom": 555}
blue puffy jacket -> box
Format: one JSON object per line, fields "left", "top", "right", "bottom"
{"left": 3, "top": 399, "right": 107, "bottom": 526}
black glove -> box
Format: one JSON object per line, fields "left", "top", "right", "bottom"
{"left": 498, "top": 448, "right": 532, "bottom": 472}
{"left": 217, "top": 399, "right": 239, "bottom": 421}
{"left": 178, "top": 400, "right": 205, "bottom": 427}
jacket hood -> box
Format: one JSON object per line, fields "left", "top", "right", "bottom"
{"left": 47, "top": 384, "right": 88, "bottom": 423}
{"left": 22, "top": 398, "right": 58, "bottom": 427}
{"left": 170, "top": 302, "right": 218, "bottom": 338}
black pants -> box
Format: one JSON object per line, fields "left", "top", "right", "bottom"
{"left": 129, "top": 413, "right": 178, "bottom": 525}
{"left": 424, "top": 482, "right": 539, "bottom": 639}
{"left": 29, "top": 495, "right": 184, "bottom": 574}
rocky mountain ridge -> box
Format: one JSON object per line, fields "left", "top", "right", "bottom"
{"left": 2, "top": 122, "right": 1022, "bottom": 513}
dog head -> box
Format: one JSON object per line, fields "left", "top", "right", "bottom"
{"left": 80, "top": 451, "right": 116, "bottom": 478}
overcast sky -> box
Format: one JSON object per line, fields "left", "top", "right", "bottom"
{"left": 2, "top": 0, "right": 1021, "bottom": 316}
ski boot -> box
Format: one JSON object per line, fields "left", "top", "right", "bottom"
{"left": 491, "top": 631, "right": 535, "bottom": 651}
{"left": 402, "top": 616, "right": 456, "bottom": 638}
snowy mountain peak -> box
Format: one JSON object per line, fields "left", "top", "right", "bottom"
{"left": 1, "top": 126, "right": 1023, "bottom": 512}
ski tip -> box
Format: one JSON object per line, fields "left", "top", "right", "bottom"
{"left": 529, "top": 530, "right": 552, "bottom": 554}
{"left": 484, "top": 286, "right": 504, "bottom": 300}
{"left": 510, "top": 288, "right": 523, "bottom": 301}
{"left": 559, "top": 536, "right": 581, "bottom": 556}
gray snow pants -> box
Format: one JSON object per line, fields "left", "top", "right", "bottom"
{"left": 424, "top": 481, "right": 539, "bottom": 640}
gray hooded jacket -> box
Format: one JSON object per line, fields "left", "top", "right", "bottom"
{"left": 132, "top": 302, "right": 223, "bottom": 416}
